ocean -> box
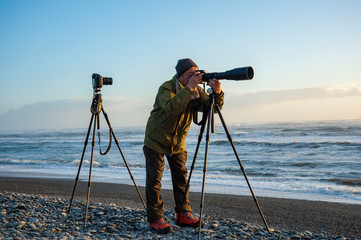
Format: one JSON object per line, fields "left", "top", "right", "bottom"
{"left": 0, "top": 120, "right": 360, "bottom": 205}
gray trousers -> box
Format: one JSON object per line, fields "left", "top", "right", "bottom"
{"left": 143, "top": 145, "right": 191, "bottom": 222}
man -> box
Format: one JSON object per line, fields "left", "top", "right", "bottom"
{"left": 143, "top": 58, "right": 224, "bottom": 234}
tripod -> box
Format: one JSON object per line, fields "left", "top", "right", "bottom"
{"left": 182, "top": 90, "right": 271, "bottom": 239}
{"left": 67, "top": 90, "right": 146, "bottom": 227}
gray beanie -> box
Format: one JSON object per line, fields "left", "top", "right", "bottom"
{"left": 175, "top": 58, "right": 198, "bottom": 77}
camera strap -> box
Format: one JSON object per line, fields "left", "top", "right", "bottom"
{"left": 96, "top": 116, "right": 112, "bottom": 156}
{"left": 192, "top": 100, "right": 207, "bottom": 126}
{"left": 99, "top": 129, "right": 112, "bottom": 155}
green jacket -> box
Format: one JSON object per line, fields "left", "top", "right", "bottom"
{"left": 144, "top": 75, "right": 224, "bottom": 155}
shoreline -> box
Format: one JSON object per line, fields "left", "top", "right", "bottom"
{"left": 1, "top": 177, "right": 360, "bottom": 238}
{"left": 1, "top": 168, "right": 359, "bottom": 206}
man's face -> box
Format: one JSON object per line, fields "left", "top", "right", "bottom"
{"left": 178, "top": 66, "right": 199, "bottom": 86}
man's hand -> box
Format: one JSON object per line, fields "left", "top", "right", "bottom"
{"left": 187, "top": 72, "right": 202, "bottom": 91}
{"left": 208, "top": 78, "right": 222, "bottom": 95}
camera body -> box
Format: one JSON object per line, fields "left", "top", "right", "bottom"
{"left": 91, "top": 73, "right": 113, "bottom": 114}
{"left": 198, "top": 66, "right": 254, "bottom": 83}
{"left": 92, "top": 73, "right": 113, "bottom": 91}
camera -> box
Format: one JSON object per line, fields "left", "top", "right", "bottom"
{"left": 198, "top": 66, "right": 254, "bottom": 83}
{"left": 92, "top": 73, "right": 113, "bottom": 90}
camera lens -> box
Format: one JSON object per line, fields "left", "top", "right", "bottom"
{"left": 103, "top": 77, "right": 113, "bottom": 85}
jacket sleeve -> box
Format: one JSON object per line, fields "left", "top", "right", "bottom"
{"left": 215, "top": 91, "right": 225, "bottom": 110}
{"left": 157, "top": 84, "right": 193, "bottom": 115}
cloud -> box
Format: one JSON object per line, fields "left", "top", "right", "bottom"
{"left": 1, "top": 83, "right": 360, "bottom": 130}
{"left": 0, "top": 98, "right": 152, "bottom": 131}
{"left": 221, "top": 83, "right": 361, "bottom": 123}
{"left": 225, "top": 82, "right": 361, "bottom": 109}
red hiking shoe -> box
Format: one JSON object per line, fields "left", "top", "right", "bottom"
{"left": 150, "top": 218, "right": 172, "bottom": 234}
{"left": 175, "top": 211, "right": 202, "bottom": 228}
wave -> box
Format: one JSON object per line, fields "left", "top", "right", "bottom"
{"left": 324, "top": 178, "right": 361, "bottom": 187}
{"left": 0, "top": 158, "right": 44, "bottom": 165}
{"left": 70, "top": 159, "right": 101, "bottom": 167}
{"left": 230, "top": 121, "right": 361, "bottom": 137}
{"left": 289, "top": 162, "right": 318, "bottom": 168}
{"left": 209, "top": 140, "right": 361, "bottom": 149}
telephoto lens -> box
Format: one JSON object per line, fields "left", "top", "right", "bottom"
{"left": 201, "top": 66, "right": 254, "bottom": 82}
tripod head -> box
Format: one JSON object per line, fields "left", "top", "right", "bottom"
{"left": 206, "top": 87, "right": 213, "bottom": 95}
{"left": 91, "top": 93, "right": 102, "bottom": 114}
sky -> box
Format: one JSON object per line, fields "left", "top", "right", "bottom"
{"left": 1, "top": 0, "right": 361, "bottom": 130}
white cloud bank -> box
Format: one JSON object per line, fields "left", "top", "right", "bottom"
{"left": 222, "top": 82, "right": 361, "bottom": 123}
{"left": 0, "top": 97, "right": 151, "bottom": 131}
{"left": 1, "top": 83, "right": 361, "bottom": 130}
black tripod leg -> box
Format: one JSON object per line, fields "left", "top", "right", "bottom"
{"left": 84, "top": 114, "right": 98, "bottom": 228}
{"left": 214, "top": 103, "right": 271, "bottom": 233}
{"left": 101, "top": 108, "right": 147, "bottom": 210}
{"left": 198, "top": 102, "right": 214, "bottom": 240}
{"left": 68, "top": 114, "right": 95, "bottom": 214}
{"left": 179, "top": 117, "right": 207, "bottom": 216}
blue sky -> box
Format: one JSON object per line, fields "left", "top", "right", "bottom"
{"left": 1, "top": 1, "right": 361, "bottom": 130}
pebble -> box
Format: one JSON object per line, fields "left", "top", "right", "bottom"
{"left": 0, "top": 190, "right": 355, "bottom": 240}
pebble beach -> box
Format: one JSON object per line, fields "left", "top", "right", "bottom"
{"left": 1, "top": 177, "right": 360, "bottom": 239}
